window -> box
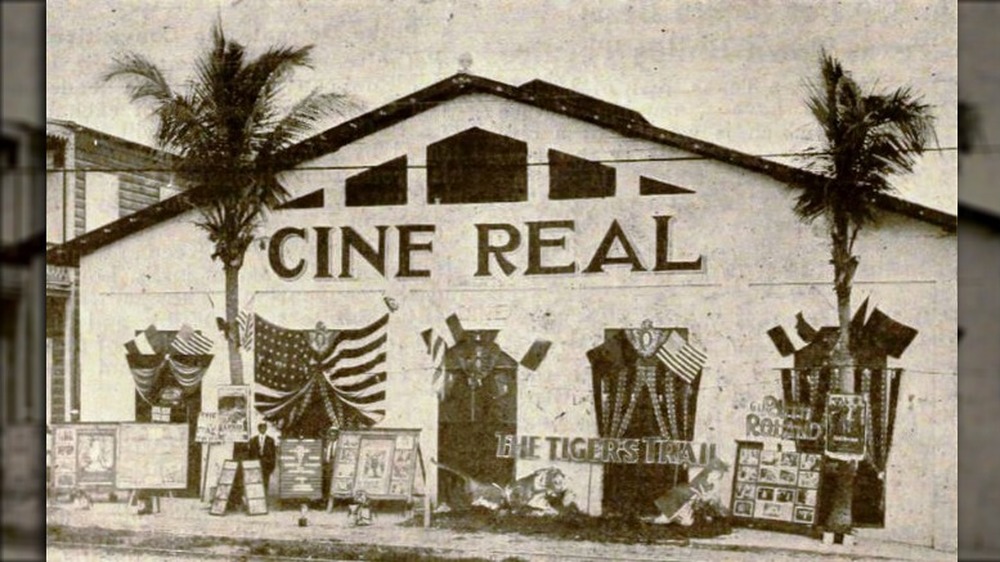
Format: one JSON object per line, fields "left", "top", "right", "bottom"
{"left": 427, "top": 128, "right": 527, "bottom": 204}
{"left": 346, "top": 156, "right": 407, "bottom": 207}
{"left": 46, "top": 148, "right": 67, "bottom": 243}
{"left": 548, "top": 149, "right": 616, "bottom": 200}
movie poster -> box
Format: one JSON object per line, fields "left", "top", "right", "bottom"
{"left": 825, "top": 394, "right": 868, "bottom": 459}
{"left": 75, "top": 426, "right": 117, "bottom": 486}
{"left": 356, "top": 438, "right": 394, "bottom": 495}
{"left": 217, "top": 385, "right": 250, "bottom": 443}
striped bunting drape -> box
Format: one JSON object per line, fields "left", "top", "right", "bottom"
{"left": 124, "top": 324, "right": 214, "bottom": 403}
{"left": 253, "top": 314, "right": 388, "bottom": 433}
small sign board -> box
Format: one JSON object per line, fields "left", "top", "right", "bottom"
{"left": 242, "top": 460, "right": 268, "bottom": 515}
{"left": 330, "top": 428, "right": 421, "bottom": 500}
{"left": 278, "top": 439, "right": 324, "bottom": 500}
{"left": 195, "top": 412, "right": 222, "bottom": 444}
{"left": 209, "top": 460, "right": 239, "bottom": 515}
{"left": 730, "top": 440, "right": 824, "bottom": 536}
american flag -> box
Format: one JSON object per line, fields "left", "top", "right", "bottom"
{"left": 656, "top": 331, "right": 706, "bottom": 384}
{"left": 254, "top": 314, "right": 388, "bottom": 432}
{"left": 170, "top": 324, "right": 214, "bottom": 355}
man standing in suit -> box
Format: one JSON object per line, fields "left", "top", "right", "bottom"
{"left": 248, "top": 422, "right": 276, "bottom": 494}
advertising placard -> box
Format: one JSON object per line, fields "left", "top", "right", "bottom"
{"left": 825, "top": 394, "right": 868, "bottom": 460}
{"left": 116, "top": 423, "right": 189, "bottom": 490}
{"left": 217, "top": 385, "right": 250, "bottom": 443}
{"left": 278, "top": 438, "right": 324, "bottom": 500}
{"left": 330, "top": 428, "right": 421, "bottom": 500}
{"left": 51, "top": 424, "right": 119, "bottom": 491}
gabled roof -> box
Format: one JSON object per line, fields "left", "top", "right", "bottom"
{"left": 46, "top": 73, "right": 957, "bottom": 268}
{"left": 46, "top": 119, "right": 180, "bottom": 165}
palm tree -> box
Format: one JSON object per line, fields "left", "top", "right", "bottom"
{"left": 795, "top": 51, "right": 935, "bottom": 532}
{"left": 105, "top": 22, "right": 354, "bottom": 385}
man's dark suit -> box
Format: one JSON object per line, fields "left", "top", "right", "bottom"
{"left": 248, "top": 434, "right": 276, "bottom": 491}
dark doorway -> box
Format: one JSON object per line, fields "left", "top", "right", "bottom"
{"left": 602, "top": 383, "right": 682, "bottom": 516}
{"left": 437, "top": 330, "right": 517, "bottom": 507}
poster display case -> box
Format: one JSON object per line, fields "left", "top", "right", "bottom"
{"left": 330, "top": 428, "right": 422, "bottom": 501}
{"left": 730, "top": 440, "right": 824, "bottom": 536}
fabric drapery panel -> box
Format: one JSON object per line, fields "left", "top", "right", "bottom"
{"left": 588, "top": 329, "right": 701, "bottom": 441}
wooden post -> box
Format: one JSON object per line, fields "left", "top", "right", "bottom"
{"left": 200, "top": 442, "right": 212, "bottom": 501}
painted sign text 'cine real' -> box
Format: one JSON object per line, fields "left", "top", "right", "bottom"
{"left": 267, "top": 216, "right": 703, "bottom": 279}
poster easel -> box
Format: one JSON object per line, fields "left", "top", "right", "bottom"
{"left": 209, "top": 460, "right": 239, "bottom": 516}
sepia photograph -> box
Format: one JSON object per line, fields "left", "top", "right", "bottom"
{"left": 37, "top": 0, "right": 956, "bottom": 560}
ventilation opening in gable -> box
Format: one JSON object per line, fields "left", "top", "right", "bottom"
{"left": 548, "top": 149, "right": 616, "bottom": 200}
{"left": 345, "top": 156, "right": 408, "bottom": 207}
{"left": 426, "top": 128, "right": 527, "bottom": 204}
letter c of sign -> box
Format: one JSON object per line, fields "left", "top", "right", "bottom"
{"left": 269, "top": 227, "right": 307, "bottom": 279}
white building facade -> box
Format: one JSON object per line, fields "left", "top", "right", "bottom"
{"left": 49, "top": 75, "right": 957, "bottom": 550}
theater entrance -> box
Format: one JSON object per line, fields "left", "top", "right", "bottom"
{"left": 437, "top": 331, "right": 517, "bottom": 507}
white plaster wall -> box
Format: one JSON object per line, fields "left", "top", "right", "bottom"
{"left": 77, "top": 94, "right": 956, "bottom": 548}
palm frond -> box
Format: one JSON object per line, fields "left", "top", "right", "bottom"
{"left": 795, "top": 51, "right": 935, "bottom": 231}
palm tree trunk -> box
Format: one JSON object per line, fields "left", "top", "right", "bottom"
{"left": 225, "top": 264, "right": 245, "bottom": 386}
{"left": 826, "top": 226, "right": 856, "bottom": 534}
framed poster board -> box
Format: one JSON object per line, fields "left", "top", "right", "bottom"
{"left": 51, "top": 424, "right": 119, "bottom": 492}
{"left": 217, "top": 385, "right": 250, "bottom": 443}
{"left": 330, "top": 428, "right": 421, "bottom": 500}
{"left": 242, "top": 460, "right": 268, "bottom": 515}
{"left": 730, "top": 440, "right": 824, "bottom": 536}
{"left": 116, "top": 423, "right": 189, "bottom": 490}
{"left": 826, "top": 394, "right": 867, "bottom": 459}
{"left": 278, "top": 438, "right": 324, "bottom": 500}
{"left": 210, "top": 460, "right": 239, "bottom": 515}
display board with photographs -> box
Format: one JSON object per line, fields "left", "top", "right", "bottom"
{"left": 51, "top": 424, "right": 119, "bottom": 492}
{"left": 330, "top": 428, "right": 421, "bottom": 501}
{"left": 730, "top": 440, "right": 823, "bottom": 534}
{"left": 241, "top": 460, "right": 268, "bottom": 515}
{"left": 209, "top": 460, "right": 239, "bottom": 515}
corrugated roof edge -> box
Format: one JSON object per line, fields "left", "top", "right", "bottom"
{"left": 46, "top": 73, "right": 956, "bottom": 268}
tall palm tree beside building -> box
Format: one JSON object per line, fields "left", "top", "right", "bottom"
{"left": 105, "top": 23, "right": 354, "bottom": 385}
{"left": 794, "top": 51, "right": 935, "bottom": 532}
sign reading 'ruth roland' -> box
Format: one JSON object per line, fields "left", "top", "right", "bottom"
{"left": 496, "top": 434, "right": 718, "bottom": 466}
{"left": 267, "top": 216, "right": 703, "bottom": 280}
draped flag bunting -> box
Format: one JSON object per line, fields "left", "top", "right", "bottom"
{"left": 421, "top": 314, "right": 462, "bottom": 399}
{"left": 655, "top": 331, "right": 706, "bottom": 384}
{"left": 124, "top": 324, "right": 215, "bottom": 404}
{"left": 588, "top": 326, "right": 705, "bottom": 442}
{"left": 253, "top": 314, "right": 388, "bottom": 434}
{"left": 172, "top": 324, "right": 215, "bottom": 356}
